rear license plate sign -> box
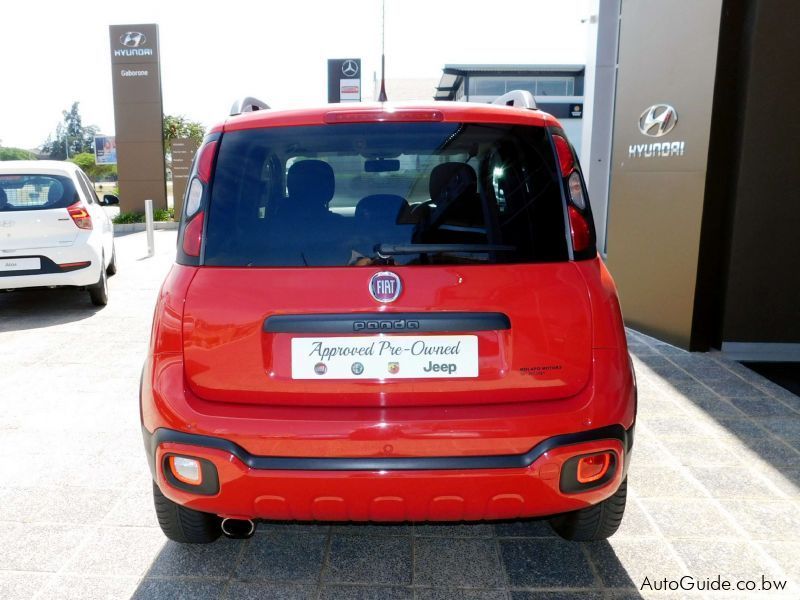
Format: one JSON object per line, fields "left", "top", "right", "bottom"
{"left": 1, "top": 257, "right": 40, "bottom": 271}
{"left": 291, "top": 335, "right": 478, "bottom": 379}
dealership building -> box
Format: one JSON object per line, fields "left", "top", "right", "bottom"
{"left": 434, "top": 64, "right": 585, "bottom": 155}
{"left": 579, "top": 0, "right": 799, "bottom": 361}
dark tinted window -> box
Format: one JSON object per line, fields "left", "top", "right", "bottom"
{"left": 0, "top": 174, "right": 79, "bottom": 212}
{"left": 77, "top": 171, "right": 99, "bottom": 204}
{"left": 74, "top": 172, "right": 94, "bottom": 204}
{"left": 205, "top": 122, "right": 567, "bottom": 267}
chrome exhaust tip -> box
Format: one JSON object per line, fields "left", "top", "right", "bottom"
{"left": 221, "top": 517, "right": 255, "bottom": 539}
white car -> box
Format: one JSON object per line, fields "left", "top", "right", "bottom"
{"left": 0, "top": 161, "right": 117, "bottom": 306}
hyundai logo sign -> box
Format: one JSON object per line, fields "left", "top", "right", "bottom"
{"left": 629, "top": 103, "right": 685, "bottom": 158}
{"left": 638, "top": 104, "right": 678, "bottom": 137}
{"left": 119, "top": 31, "right": 147, "bottom": 48}
{"left": 369, "top": 271, "right": 402, "bottom": 303}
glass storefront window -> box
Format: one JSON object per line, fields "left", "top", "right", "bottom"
{"left": 468, "top": 76, "right": 575, "bottom": 98}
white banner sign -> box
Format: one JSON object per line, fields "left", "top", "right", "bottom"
{"left": 291, "top": 335, "right": 478, "bottom": 379}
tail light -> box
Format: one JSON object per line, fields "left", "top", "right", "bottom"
{"left": 168, "top": 456, "right": 203, "bottom": 486}
{"left": 324, "top": 109, "right": 444, "bottom": 124}
{"left": 568, "top": 206, "right": 591, "bottom": 253}
{"left": 181, "top": 139, "right": 217, "bottom": 258}
{"left": 161, "top": 452, "right": 219, "bottom": 495}
{"left": 559, "top": 446, "right": 620, "bottom": 493}
{"left": 196, "top": 140, "right": 218, "bottom": 184}
{"left": 553, "top": 132, "right": 593, "bottom": 254}
{"left": 183, "top": 211, "right": 204, "bottom": 257}
{"left": 185, "top": 178, "right": 203, "bottom": 217}
{"left": 552, "top": 134, "right": 574, "bottom": 177}
{"left": 576, "top": 452, "right": 612, "bottom": 484}
{"left": 58, "top": 261, "right": 91, "bottom": 271}
{"left": 67, "top": 201, "right": 92, "bottom": 230}
{"left": 567, "top": 172, "right": 586, "bottom": 210}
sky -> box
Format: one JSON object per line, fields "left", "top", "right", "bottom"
{"left": 0, "top": 0, "right": 591, "bottom": 149}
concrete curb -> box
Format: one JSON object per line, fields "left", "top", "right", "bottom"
{"left": 113, "top": 221, "right": 179, "bottom": 235}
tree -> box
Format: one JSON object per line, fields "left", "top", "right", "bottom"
{"left": 40, "top": 102, "right": 99, "bottom": 159}
{"left": 41, "top": 130, "right": 66, "bottom": 160}
{"left": 163, "top": 115, "right": 205, "bottom": 154}
{"left": 70, "top": 152, "right": 117, "bottom": 182}
{"left": 0, "top": 147, "right": 37, "bottom": 161}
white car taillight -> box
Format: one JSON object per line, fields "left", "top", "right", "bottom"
{"left": 67, "top": 201, "right": 93, "bottom": 230}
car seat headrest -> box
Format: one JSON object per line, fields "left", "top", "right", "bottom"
{"left": 286, "top": 160, "right": 335, "bottom": 209}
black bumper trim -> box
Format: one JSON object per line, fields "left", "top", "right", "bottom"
{"left": 0, "top": 254, "right": 91, "bottom": 277}
{"left": 263, "top": 312, "right": 511, "bottom": 334}
{"left": 142, "top": 423, "right": 632, "bottom": 473}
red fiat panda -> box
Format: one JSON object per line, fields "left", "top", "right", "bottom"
{"left": 141, "top": 95, "right": 636, "bottom": 543}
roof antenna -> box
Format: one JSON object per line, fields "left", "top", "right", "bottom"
{"left": 378, "top": 0, "right": 388, "bottom": 102}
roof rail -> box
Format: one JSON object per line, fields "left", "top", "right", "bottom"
{"left": 491, "top": 90, "right": 537, "bottom": 110}
{"left": 229, "top": 97, "right": 270, "bottom": 116}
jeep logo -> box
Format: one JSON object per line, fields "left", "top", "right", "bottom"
{"left": 353, "top": 319, "right": 420, "bottom": 332}
{"left": 423, "top": 362, "right": 457, "bottom": 374}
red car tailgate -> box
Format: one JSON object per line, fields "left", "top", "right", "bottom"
{"left": 182, "top": 263, "right": 591, "bottom": 407}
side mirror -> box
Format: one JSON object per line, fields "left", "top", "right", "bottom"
{"left": 102, "top": 194, "right": 120, "bottom": 206}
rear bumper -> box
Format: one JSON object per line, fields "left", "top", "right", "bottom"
{"left": 143, "top": 424, "right": 633, "bottom": 521}
{"left": 0, "top": 245, "right": 101, "bottom": 289}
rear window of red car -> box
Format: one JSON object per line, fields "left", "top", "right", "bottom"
{"left": 205, "top": 122, "right": 568, "bottom": 266}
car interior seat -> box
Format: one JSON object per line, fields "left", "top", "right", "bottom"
{"left": 285, "top": 160, "right": 337, "bottom": 220}
{"left": 353, "top": 194, "right": 411, "bottom": 255}
{"left": 417, "top": 163, "right": 485, "bottom": 244}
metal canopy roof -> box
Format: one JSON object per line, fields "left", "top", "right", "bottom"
{"left": 443, "top": 64, "right": 585, "bottom": 73}
{"left": 435, "top": 64, "right": 585, "bottom": 101}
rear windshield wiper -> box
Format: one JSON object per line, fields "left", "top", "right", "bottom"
{"left": 376, "top": 243, "right": 516, "bottom": 257}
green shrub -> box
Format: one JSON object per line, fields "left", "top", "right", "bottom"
{"left": 153, "top": 208, "right": 174, "bottom": 222}
{"left": 112, "top": 212, "right": 145, "bottom": 224}
{"left": 112, "top": 208, "right": 174, "bottom": 224}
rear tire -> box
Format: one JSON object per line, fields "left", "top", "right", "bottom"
{"left": 548, "top": 478, "right": 627, "bottom": 541}
{"left": 88, "top": 258, "right": 108, "bottom": 306}
{"left": 152, "top": 481, "right": 222, "bottom": 544}
{"left": 106, "top": 245, "right": 117, "bottom": 276}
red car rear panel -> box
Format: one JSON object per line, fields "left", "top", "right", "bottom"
{"left": 181, "top": 263, "right": 592, "bottom": 408}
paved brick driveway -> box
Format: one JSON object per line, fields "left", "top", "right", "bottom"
{"left": 0, "top": 231, "right": 798, "bottom": 599}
